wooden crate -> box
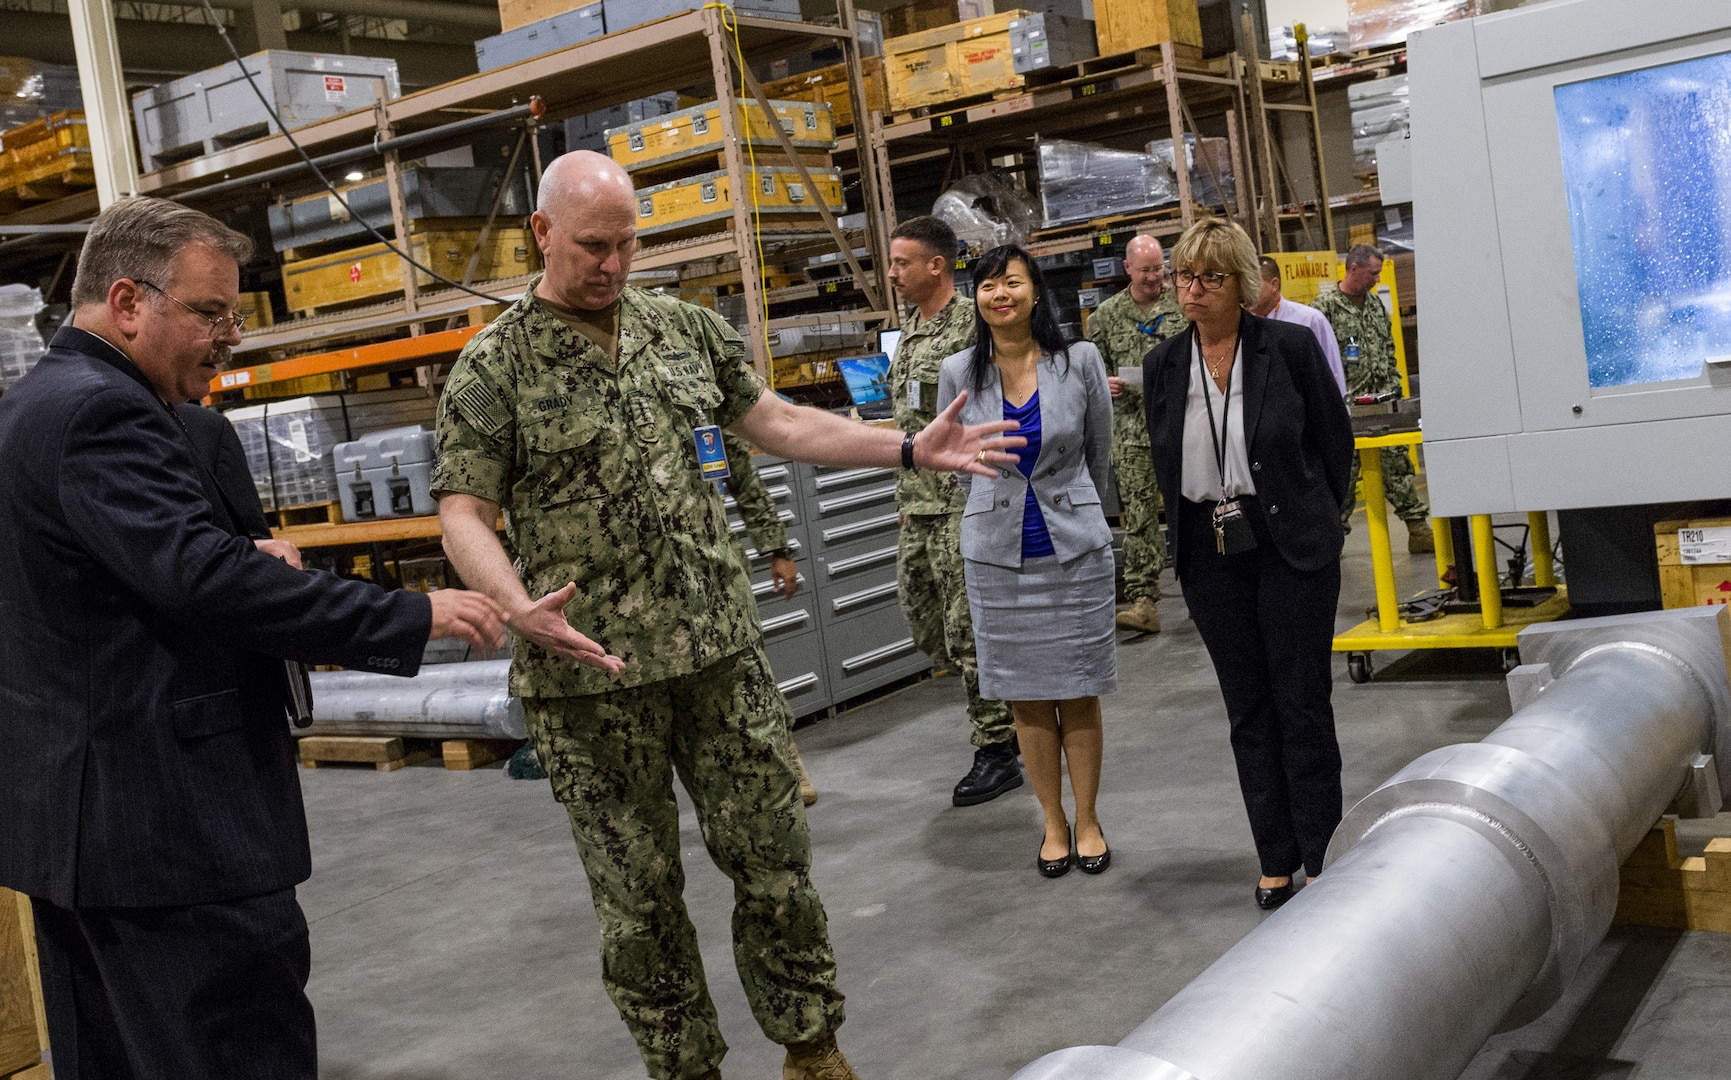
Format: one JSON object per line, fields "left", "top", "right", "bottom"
{"left": 607, "top": 98, "right": 836, "bottom": 174}
{"left": 1093, "top": 0, "right": 1203, "bottom": 54}
{"left": 282, "top": 228, "right": 538, "bottom": 315}
{"left": 0, "top": 109, "right": 92, "bottom": 204}
{"left": 885, "top": 12, "right": 1030, "bottom": 112}
{"left": 762, "top": 57, "right": 887, "bottom": 131}
{"left": 0, "top": 888, "right": 47, "bottom": 1079}
{"left": 1655, "top": 514, "right": 1731, "bottom": 609}
{"left": 497, "top": 0, "right": 585, "bottom": 31}
{"left": 236, "top": 289, "right": 276, "bottom": 331}
{"left": 634, "top": 165, "right": 845, "bottom": 239}
{"left": 882, "top": 0, "right": 995, "bottom": 37}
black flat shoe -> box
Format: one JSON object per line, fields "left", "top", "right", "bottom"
{"left": 1255, "top": 882, "right": 1295, "bottom": 910}
{"left": 1076, "top": 832, "right": 1111, "bottom": 875}
{"left": 1037, "top": 829, "right": 1072, "bottom": 878}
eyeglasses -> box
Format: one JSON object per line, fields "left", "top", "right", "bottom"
{"left": 135, "top": 279, "right": 247, "bottom": 338}
{"left": 1174, "top": 269, "right": 1229, "bottom": 292}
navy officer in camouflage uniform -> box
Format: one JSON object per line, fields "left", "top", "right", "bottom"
{"left": 1311, "top": 243, "right": 1433, "bottom": 554}
{"left": 1085, "top": 233, "right": 1187, "bottom": 634}
{"left": 885, "top": 215, "right": 1020, "bottom": 806}
{"left": 433, "top": 151, "right": 1022, "bottom": 1080}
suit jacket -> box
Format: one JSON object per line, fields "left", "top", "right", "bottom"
{"left": 1144, "top": 311, "right": 1353, "bottom": 575}
{"left": 0, "top": 327, "right": 432, "bottom": 908}
{"left": 937, "top": 340, "right": 1114, "bottom": 569}
{"left": 179, "top": 403, "right": 273, "bottom": 538}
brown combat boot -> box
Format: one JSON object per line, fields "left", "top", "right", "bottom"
{"left": 789, "top": 738, "right": 818, "bottom": 806}
{"left": 1406, "top": 519, "right": 1436, "bottom": 554}
{"left": 783, "top": 1034, "right": 860, "bottom": 1080}
{"left": 1115, "top": 596, "right": 1162, "bottom": 634}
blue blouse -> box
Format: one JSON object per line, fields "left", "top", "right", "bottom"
{"left": 1004, "top": 391, "right": 1055, "bottom": 559}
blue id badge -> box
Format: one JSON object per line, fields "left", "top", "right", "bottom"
{"left": 693, "top": 424, "right": 730, "bottom": 482}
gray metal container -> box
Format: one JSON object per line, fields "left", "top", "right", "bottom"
{"left": 563, "top": 92, "right": 680, "bottom": 153}
{"left": 1009, "top": 13, "right": 1098, "bottom": 74}
{"left": 266, "top": 166, "right": 532, "bottom": 253}
{"left": 474, "top": 2, "right": 607, "bottom": 72}
{"left": 131, "top": 50, "right": 401, "bottom": 170}
{"left": 332, "top": 425, "right": 437, "bottom": 522}
{"left": 601, "top": 0, "right": 800, "bottom": 33}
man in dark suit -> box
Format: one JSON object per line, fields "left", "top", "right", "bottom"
{"left": 0, "top": 196, "right": 506, "bottom": 1079}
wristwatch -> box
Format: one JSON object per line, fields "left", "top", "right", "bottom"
{"left": 900, "top": 432, "right": 917, "bottom": 471}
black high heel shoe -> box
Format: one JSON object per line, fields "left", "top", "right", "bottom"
{"left": 1076, "top": 830, "right": 1111, "bottom": 875}
{"left": 1254, "top": 881, "right": 1295, "bottom": 910}
{"left": 1037, "top": 828, "right": 1072, "bottom": 878}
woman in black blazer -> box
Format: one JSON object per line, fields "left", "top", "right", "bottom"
{"left": 1143, "top": 219, "right": 1354, "bottom": 910}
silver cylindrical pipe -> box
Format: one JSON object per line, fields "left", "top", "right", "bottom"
{"left": 1012, "top": 607, "right": 1730, "bottom": 1080}
{"left": 306, "top": 659, "right": 523, "bottom": 740}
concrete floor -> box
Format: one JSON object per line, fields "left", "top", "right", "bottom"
{"left": 299, "top": 516, "right": 1731, "bottom": 1080}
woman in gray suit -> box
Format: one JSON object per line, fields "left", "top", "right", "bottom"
{"left": 937, "top": 245, "right": 1117, "bottom": 878}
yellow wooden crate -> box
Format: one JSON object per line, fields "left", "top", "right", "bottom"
{"left": 1655, "top": 514, "right": 1731, "bottom": 609}
{"left": 282, "top": 228, "right": 538, "bottom": 315}
{"left": 885, "top": 8, "right": 1025, "bottom": 53}
{"left": 0, "top": 109, "right": 90, "bottom": 194}
{"left": 886, "top": 13, "right": 1036, "bottom": 113}
{"left": 762, "top": 57, "right": 887, "bottom": 131}
{"left": 607, "top": 98, "right": 836, "bottom": 174}
{"left": 1093, "top": 0, "right": 1203, "bottom": 54}
{"left": 236, "top": 289, "right": 276, "bottom": 331}
{"left": 634, "top": 165, "right": 845, "bottom": 238}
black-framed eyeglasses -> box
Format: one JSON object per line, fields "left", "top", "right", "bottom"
{"left": 1174, "top": 269, "right": 1229, "bottom": 292}
{"left": 135, "top": 279, "right": 247, "bottom": 338}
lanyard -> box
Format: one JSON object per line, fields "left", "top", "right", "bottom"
{"left": 1198, "top": 335, "right": 1237, "bottom": 495}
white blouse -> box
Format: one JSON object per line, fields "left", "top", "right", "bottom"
{"left": 1180, "top": 337, "right": 1256, "bottom": 503}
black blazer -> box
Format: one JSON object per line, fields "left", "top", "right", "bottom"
{"left": 179, "top": 402, "right": 274, "bottom": 538}
{"left": 1144, "top": 310, "right": 1354, "bottom": 575}
{"left": 0, "top": 327, "right": 432, "bottom": 908}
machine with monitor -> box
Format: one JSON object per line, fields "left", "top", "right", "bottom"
{"left": 1411, "top": 0, "right": 1731, "bottom": 516}
{"left": 837, "top": 353, "right": 894, "bottom": 420}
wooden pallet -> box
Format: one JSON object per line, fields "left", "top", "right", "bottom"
{"left": 267, "top": 500, "right": 344, "bottom": 529}
{"left": 887, "top": 87, "right": 1023, "bottom": 125}
{"left": 1614, "top": 817, "right": 1731, "bottom": 933}
{"left": 0, "top": 161, "right": 94, "bottom": 212}
{"left": 297, "top": 735, "right": 523, "bottom": 772}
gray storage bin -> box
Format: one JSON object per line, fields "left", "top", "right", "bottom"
{"left": 225, "top": 389, "right": 435, "bottom": 512}
{"left": 602, "top": 0, "right": 800, "bottom": 32}
{"left": 562, "top": 92, "right": 680, "bottom": 153}
{"left": 266, "top": 166, "right": 532, "bottom": 253}
{"left": 332, "top": 426, "right": 437, "bottom": 521}
{"left": 1009, "top": 13, "right": 1098, "bottom": 74}
{"left": 475, "top": 3, "right": 607, "bottom": 72}
{"left": 131, "top": 50, "right": 400, "bottom": 170}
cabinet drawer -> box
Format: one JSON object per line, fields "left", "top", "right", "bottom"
{"left": 812, "top": 535, "right": 899, "bottom": 592}
{"left": 824, "top": 602, "right": 929, "bottom": 700}
{"left": 724, "top": 480, "right": 802, "bottom": 527}
{"left": 816, "top": 557, "right": 901, "bottom": 623}
{"left": 803, "top": 463, "right": 896, "bottom": 499}
{"left": 764, "top": 629, "right": 828, "bottom": 716}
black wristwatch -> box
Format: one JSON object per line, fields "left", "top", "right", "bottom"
{"left": 900, "top": 432, "right": 917, "bottom": 471}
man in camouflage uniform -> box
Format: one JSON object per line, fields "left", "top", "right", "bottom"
{"left": 723, "top": 430, "right": 818, "bottom": 805}
{"left": 433, "top": 152, "right": 1020, "bottom": 1080}
{"left": 885, "top": 216, "right": 1020, "bottom": 806}
{"left": 1311, "top": 243, "right": 1434, "bottom": 554}
{"left": 1085, "top": 234, "right": 1186, "bottom": 635}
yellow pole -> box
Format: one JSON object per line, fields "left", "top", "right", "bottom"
{"left": 1471, "top": 514, "right": 1503, "bottom": 629}
{"left": 1529, "top": 511, "right": 1556, "bottom": 587}
{"left": 1361, "top": 445, "right": 1400, "bottom": 633}
{"left": 1431, "top": 517, "right": 1454, "bottom": 590}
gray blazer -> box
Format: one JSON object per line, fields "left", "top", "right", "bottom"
{"left": 937, "top": 341, "right": 1114, "bottom": 569}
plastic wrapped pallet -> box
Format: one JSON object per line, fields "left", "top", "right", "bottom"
{"left": 1349, "top": 73, "right": 1408, "bottom": 183}
{"left": 224, "top": 388, "right": 437, "bottom": 512}
{"left": 1037, "top": 139, "right": 1163, "bottom": 227}
{"left": 1147, "top": 133, "right": 1235, "bottom": 208}
{"left": 0, "top": 284, "right": 45, "bottom": 390}
{"left": 933, "top": 171, "right": 1041, "bottom": 254}
{"left": 1346, "top": 0, "right": 1473, "bottom": 51}
{"left": 0, "top": 56, "right": 82, "bottom": 132}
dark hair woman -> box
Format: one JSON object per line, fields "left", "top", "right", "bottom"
{"left": 937, "top": 245, "right": 1118, "bottom": 877}
{"left": 1143, "top": 218, "right": 1355, "bottom": 910}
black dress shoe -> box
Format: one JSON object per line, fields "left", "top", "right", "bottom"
{"left": 1254, "top": 882, "right": 1295, "bottom": 910}
{"left": 1076, "top": 833, "right": 1111, "bottom": 875}
{"left": 953, "top": 740, "right": 1024, "bottom": 806}
{"left": 1038, "top": 829, "right": 1072, "bottom": 878}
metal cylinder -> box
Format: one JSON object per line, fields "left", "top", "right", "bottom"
{"left": 305, "top": 659, "right": 523, "bottom": 740}
{"left": 1011, "top": 607, "right": 1731, "bottom": 1080}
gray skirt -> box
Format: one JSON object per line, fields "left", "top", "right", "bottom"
{"left": 966, "top": 545, "right": 1118, "bottom": 701}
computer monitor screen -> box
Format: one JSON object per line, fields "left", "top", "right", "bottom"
{"left": 1555, "top": 50, "right": 1731, "bottom": 388}
{"left": 837, "top": 353, "right": 893, "bottom": 419}
{"left": 877, "top": 328, "right": 903, "bottom": 359}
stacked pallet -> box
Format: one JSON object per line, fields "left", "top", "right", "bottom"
{"left": 0, "top": 110, "right": 92, "bottom": 210}
{"left": 605, "top": 97, "right": 845, "bottom": 245}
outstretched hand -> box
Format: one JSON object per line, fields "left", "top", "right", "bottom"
{"left": 507, "top": 582, "right": 627, "bottom": 675}
{"left": 912, "top": 390, "right": 1026, "bottom": 477}
{"left": 428, "top": 589, "right": 507, "bottom": 653}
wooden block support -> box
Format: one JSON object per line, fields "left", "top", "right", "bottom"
{"left": 298, "top": 735, "right": 432, "bottom": 772}
{"left": 1615, "top": 817, "right": 1731, "bottom": 934}
{"left": 0, "top": 888, "right": 48, "bottom": 1078}
{"left": 439, "top": 739, "right": 521, "bottom": 771}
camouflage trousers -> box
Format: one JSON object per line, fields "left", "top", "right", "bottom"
{"left": 1113, "top": 442, "right": 1166, "bottom": 603}
{"left": 524, "top": 645, "right": 844, "bottom": 1080}
{"left": 897, "top": 511, "right": 1015, "bottom": 747}
{"left": 1343, "top": 445, "right": 1429, "bottom": 524}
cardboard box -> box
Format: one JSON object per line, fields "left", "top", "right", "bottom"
{"left": 761, "top": 57, "right": 888, "bottom": 130}
{"left": 1092, "top": 0, "right": 1203, "bottom": 55}
{"left": 607, "top": 98, "right": 835, "bottom": 174}
{"left": 282, "top": 228, "right": 538, "bottom": 315}
{"left": 633, "top": 165, "right": 845, "bottom": 239}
